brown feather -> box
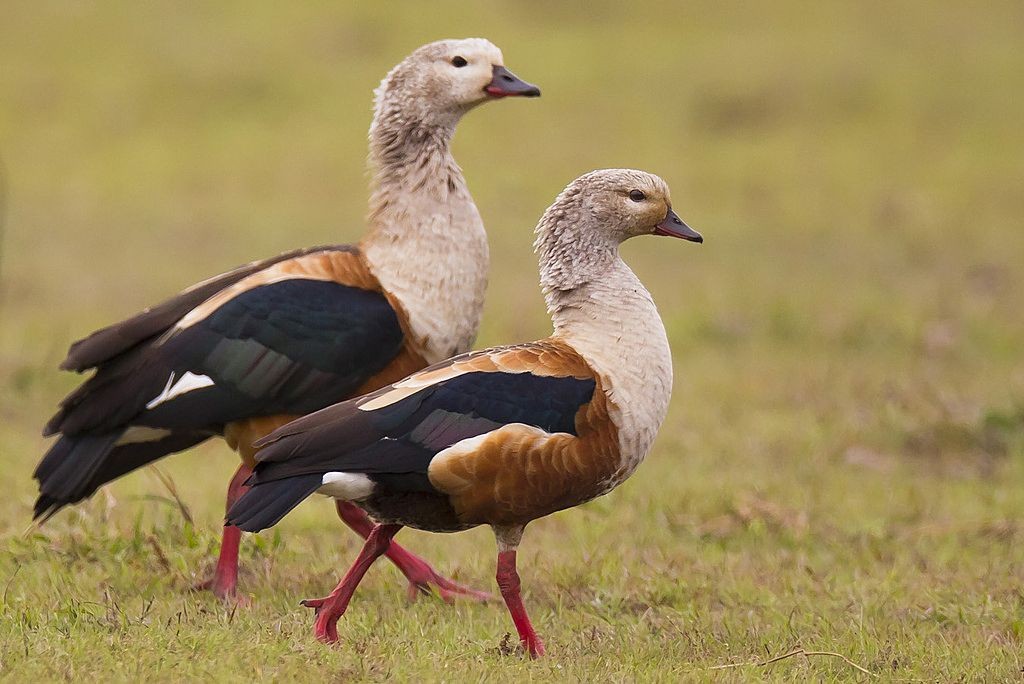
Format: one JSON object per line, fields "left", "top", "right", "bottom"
{"left": 61, "top": 245, "right": 357, "bottom": 372}
{"left": 427, "top": 340, "right": 621, "bottom": 526}
{"left": 358, "top": 339, "right": 591, "bottom": 412}
{"left": 352, "top": 284, "right": 429, "bottom": 395}
{"left": 223, "top": 251, "right": 429, "bottom": 460}
{"left": 225, "top": 415, "right": 301, "bottom": 467}
{"left": 177, "top": 249, "right": 381, "bottom": 330}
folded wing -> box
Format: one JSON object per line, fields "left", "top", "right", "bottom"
{"left": 35, "top": 247, "right": 420, "bottom": 520}
{"left": 228, "top": 341, "right": 619, "bottom": 531}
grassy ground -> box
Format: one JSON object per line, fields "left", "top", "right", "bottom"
{"left": 2, "top": 1, "right": 1024, "bottom": 680}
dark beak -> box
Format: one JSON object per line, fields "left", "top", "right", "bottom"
{"left": 654, "top": 208, "right": 703, "bottom": 243}
{"left": 485, "top": 65, "right": 541, "bottom": 98}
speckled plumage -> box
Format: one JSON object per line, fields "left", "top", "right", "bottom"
{"left": 360, "top": 40, "right": 508, "bottom": 362}
{"left": 535, "top": 170, "right": 677, "bottom": 483}
{"left": 227, "top": 169, "right": 701, "bottom": 656}
{"left": 35, "top": 38, "right": 539, "bottom": 604}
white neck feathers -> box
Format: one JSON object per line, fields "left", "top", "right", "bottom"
{"left": 359, "top": 87, "right": 489, "bottom": 364}
{"left": 536, "top": 211, "right": 673, "bottom": 473}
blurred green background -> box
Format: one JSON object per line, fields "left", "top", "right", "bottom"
{"left": 1, "top": 1, "right": 1023, "bottom": 680}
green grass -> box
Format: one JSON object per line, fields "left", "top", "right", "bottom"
{"left": 2, "top": 1, "right": 1024, "bottom": 680}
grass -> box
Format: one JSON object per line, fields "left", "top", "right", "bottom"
{"left": 2, "top": 1, "right": 1023, "bottom": 680}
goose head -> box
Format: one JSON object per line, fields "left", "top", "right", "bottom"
{"left": 535, "top": 169, "right": 702, "bottom": 291}
{"left": 576, "top": 169, "right": 703, "bottom": 244}
{"left": 374, "top": 38, "right": 540, "bottom": 128}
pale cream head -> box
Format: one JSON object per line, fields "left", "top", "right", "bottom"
{"left": 532, "top": 171, "right": 697, "bottom": 483}
{"left": 361, "top": 39, "right": 538, "bottom": 364}
{"left": 373, "top": 38, "right": 539, "bottom": 128}
{"left": 535, "top": 169, "right": 701, "bottom": 292}
{"left": 571, "top": 169, "right": 675, "bottom": 241}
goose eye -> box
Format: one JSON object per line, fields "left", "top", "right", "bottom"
{"left": 629, "top": 190, "right": 646, "bottom": 202}
{"left": 451, "top": 56, "right": 468, "bottom": 68}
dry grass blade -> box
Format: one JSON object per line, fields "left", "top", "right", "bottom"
{"left": 2, "top": 563, "right": 21, "bottom": 606}
{"left": 148, "top": 464, "right": 194, "bottom": 525}
{"left": 146, "top": 535, "right": 173, "bottom": 573}
{"left": 710, "top": 646, "right": 878, "bottom": 678}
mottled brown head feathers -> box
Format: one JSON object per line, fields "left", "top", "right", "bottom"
{"left": 371, "top": 39, "right": 505, "bottom": 138}
{"left": 534, "top": 169, "right": 674, "bottom": 292}
{"left": 366, "top": 39, "right": 509, "bottom": 207}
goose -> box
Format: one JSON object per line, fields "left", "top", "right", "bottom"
{"left": 226, "top": 169, "right": 703, "bottom": 656}
{"left": 34, "top": 38, "right": 539, "bottom": 603}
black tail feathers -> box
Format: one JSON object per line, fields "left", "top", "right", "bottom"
{"left": 33, "top": 433, "right": 122, "bottom": 521}
{"left": 33, "top": 430, "right": 207, "bottom": 522}
{"left": 226, "top": 474, "right": 323, "bottom": 532}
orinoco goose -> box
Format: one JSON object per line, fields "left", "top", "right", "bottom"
{"left": 34, "top": 38, "right": 539, "bottom": 603}
{"left": 227, "top": 169, "right": 702, "bottom": 655}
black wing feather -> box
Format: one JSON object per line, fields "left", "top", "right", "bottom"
{"left": 222, "top": 474, "right": 323, "bottom": 532}
{"left": 227, "top": 370, "right": 595, "bottom": 531}
{"left": 33, "top": 429, "right": 209, "bottom": 521}
{"left": 61, "top": 245, "right": 354, "bottom": 372}
{"left": 48, "top": 279, "right": 405, "bottom": 435}
{"left": 248, "top": 371, "right": 595, "bottom": 484}
{"left": 36, "top": 259, "right": 407, "bottom": 521}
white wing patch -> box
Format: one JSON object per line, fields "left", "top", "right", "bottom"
{"left": 318, "top": 472, "right": 375, "bottom": 501}
{"left": 145, "top": 371, "right": 216, "bottom": 410}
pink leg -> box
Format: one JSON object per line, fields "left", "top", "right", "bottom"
{"left": 301, "top": 523, "right": 402, "bottom": 643}
{"left": 334, "top": 501, "right": 490, "bottom": 603}
{"left": 193, "top": 463, "right": 252, "bottom": 602}
{"left": 496, "top": 549, "right": 545, "bottom": 658}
